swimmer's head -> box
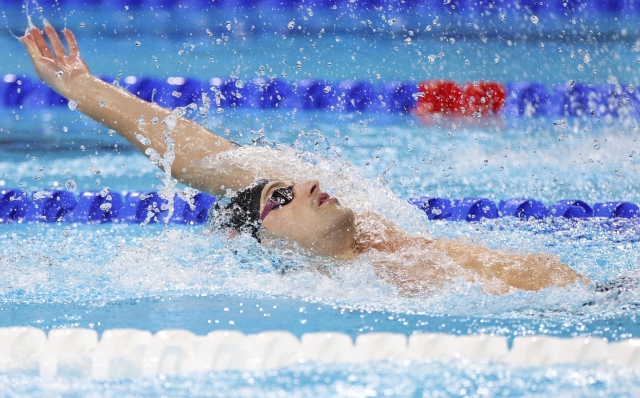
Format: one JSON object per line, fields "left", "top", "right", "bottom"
{"left": 209, "top": 179, "right": 356, "bottom": 258}
{"left": 259, "top": 180, "right": 356, "bottom": 258}
{"left": 209, "top": 179, "right": 269, "bottom": 240}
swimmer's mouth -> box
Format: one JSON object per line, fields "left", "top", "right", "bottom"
{"left": 317, "top": 192, "right": 333, "bottom": 206}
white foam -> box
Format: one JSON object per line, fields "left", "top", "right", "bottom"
{"left": 1, "top": 327, "right": 640, "bottom": 379}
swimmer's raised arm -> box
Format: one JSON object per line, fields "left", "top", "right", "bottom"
{"left": 19, "top": 24, "right": 255, "bottom": 196}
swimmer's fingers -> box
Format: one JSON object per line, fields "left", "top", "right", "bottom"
{"left": 43, "top": 25, "right": 67, "bottom": 59}
{"left": 30, "top": 28, "right": 54, "bottom": 59}
{"left": 62, "top": 29, "right": 80, "bottom": 57}
{"left": 19, "top": 33, "right": 38, "bottom": 57}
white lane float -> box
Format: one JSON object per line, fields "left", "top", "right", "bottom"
{"left": 1, "top": 327, "right": 639, "bottom": 379}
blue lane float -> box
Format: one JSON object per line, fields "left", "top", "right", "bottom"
{"left": 498, "top": 199, "right": 549, "bottom": 219}
{"left": 407, "top": 197, "right": 452, "bottom": 221}
{"left": 550, "top": 200, "right": 594, "bottom": 219}
{"left": 0, "top": 189, "right": 217, "bottom": 224}
{"left": 449, "top": 198, "right": 499, "bottom": 222}
{"left": 66, "top": 191, "right": 124, "bottom": 224}
{"left": 593, "top": 202, "right": 640, "bottom": 219}
{"left": 4, "top": 74, "right": 638, "bottom": 119}
{"left": 5, "top": 0, "right": 640, "bottom": 15}
{"left": 2, "top": 190, "right": 640, "bottom": 224}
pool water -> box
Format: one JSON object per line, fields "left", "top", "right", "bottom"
{"left": 1, "top": 2, "right": 640, "bottom": 396}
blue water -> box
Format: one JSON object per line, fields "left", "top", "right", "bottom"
{"left": 2, "top": 2, "right": 640, "bottom": 396}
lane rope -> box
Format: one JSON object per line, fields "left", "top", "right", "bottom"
{"left": 2, "top": 74, "right": 638, "bottom": 119}
{"left": 1, "top": 189, "right": 637, "bottom": 224}
{"left": 0, "top": 326, "right": 638, "bottom": 378}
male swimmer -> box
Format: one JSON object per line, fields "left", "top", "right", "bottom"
{"left": 19, "top": 23, "right": 588, "bottom": 295}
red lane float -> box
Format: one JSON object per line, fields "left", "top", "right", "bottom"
{"left": 414, "top": 80, "right": 506, "bottom": 123}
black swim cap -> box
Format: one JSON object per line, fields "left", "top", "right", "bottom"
{"left": 207, "top": 179, "right": 270, "bottom": 240}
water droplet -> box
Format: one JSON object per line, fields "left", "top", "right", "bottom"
{"left": 99, "top": 100, "right": 105, "bottom": 107}
{"left": 108, "top": 129, "right": 116, "bottom": 136}
{"left": 426, "top": 25, "right": 432, "bottom": 31}
{"left": 80, "top": 145, "right": 86, "bottom": 151}
{"left": 583, "top": 53, "right": 591, "bottom": 64}
{"left": 68, "top": 100, "right": 77, "bottom": 111}
{"left": 55, "top": 71, "right": 63, "bottom": 78}
{"left": 34, "top": 191, "right": 48, "bottom": 200}
{"left": 629, "top": 151, "right": 636, "bottom": 157}
{"left": 135, "top": 41, "right": 141, "bottom": 46}
{"left": 99, "top": 203, "right": 112, "bottom": 212}
{"left": 136, "top": 134, "right": 151, "bottom": 145}
{"left": 62, "top": 126, "right": 68, "bottom": 132}
{"left": 235, "top": 80, "right": 244, "bottom": 88}
{"left": 172, "top": 91, "right": 182, "bottom": 98}
{"left": 79, "top": 22, "right": 85, "bottom": 28}
{"left": 307, "top": 8, "right": 313, "bottom": 16}
{"left": 530, "top": 15, "right": 539, "bottom": 24}
{"left": 323, "top": 86, "right": 331, "bottom": 93}
{"left": 554, "top": 120, "right": 566, "bottom": 126}
{"left": 593, "top": 142, "right": 600, "bottom": 150}
{"left": 287, "top": 21, "right": 296, "bottom": 30}
{"left": 404, "top": 37, "right": 412, "bottom": 45}
{"left": 217, "top": 108, "right": 224, "bottom": 114}
{"left": 388, "top": 18, "right": 397, "bottom": 26}
{"left": 226, "top": 21, "right": 232, "bottom": 31}
{"left": 206, "top": 29, "right": 213, "bottom": 36}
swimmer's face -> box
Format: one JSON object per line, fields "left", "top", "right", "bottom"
{"left": 260, "top": 180, "right": 356, "bottom": 257}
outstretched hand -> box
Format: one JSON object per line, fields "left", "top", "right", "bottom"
{"left": 20, "top": 24, "right": 90, "bottom": 98}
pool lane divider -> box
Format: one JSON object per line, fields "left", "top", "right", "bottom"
{"left": 3, "top": 74, "right": 638, "bottom": 119}
{"left": 1, "top": 189, "right": 638, "bottom": 224}
{"left": 0, "top": 0, "right": 633, "bottom": 14}
{"left": 0, "top": 326, "right": 638, "bottom": 378}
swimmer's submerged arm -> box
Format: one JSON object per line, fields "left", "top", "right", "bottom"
{"left": 432, "top": 238, "right": 589, "bottom": 291}
{"left": 19, "top": 25, "right": 255, "bottom": 196}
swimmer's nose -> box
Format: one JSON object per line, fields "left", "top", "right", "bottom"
{"left": 295, "top": 180, "right": 320, "bottom": 198}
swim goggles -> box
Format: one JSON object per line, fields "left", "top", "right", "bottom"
{"left": 259, "top": 185, "right": 294, "bottom": 221}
